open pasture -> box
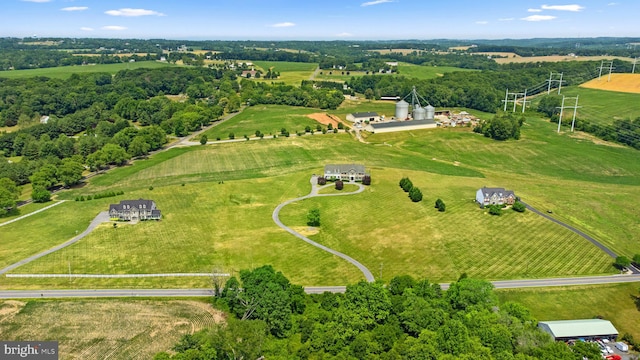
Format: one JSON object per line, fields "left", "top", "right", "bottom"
{"left": 252, "top": 61, "right": 317, "bottom": 85}
{"left": 580, "top": 73, "right": 640, "bottom": 94}
{"left": 0, "top": 299, "right": 222, "bottom": 360}
{"left": 557, "top": 86, "right": 640, "bottom": 125}
{"left": 0, "top": 61, "right": 174, "bottom": 79}
{"left": 3, "top": 114, "right": 640, "bottom": 287}
{"left": 397, "top": 63, "right": 475, "bottom": 80}
{"left": 201, "top": 105, "right": 322, "bottom": 140}
{"left": 498, "top": 283, "right": 640, "bottom": 340}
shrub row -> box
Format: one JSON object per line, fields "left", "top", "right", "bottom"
{"left": 75, "top": 190, "right": 124, "bottom": 202}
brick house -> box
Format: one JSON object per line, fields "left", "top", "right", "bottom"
{"left": 475, "top": 187, "right": 516, "bottom": 208}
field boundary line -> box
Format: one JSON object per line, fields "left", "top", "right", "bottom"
{"left": 0, "top": 200, "right": 67, "bottom": 227}
{"left": 272, "top": 176, "right": 375, "bottom": 282}
{"left": 6, "top": 273, "right": 230, "bottom": 278}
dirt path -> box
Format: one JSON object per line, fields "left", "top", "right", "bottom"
{"left": 0, "top": 201, "right": 67, "bottom": 227}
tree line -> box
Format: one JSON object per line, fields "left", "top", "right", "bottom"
{"left": 156, "top": 266, "right": 605, "bottom": 359}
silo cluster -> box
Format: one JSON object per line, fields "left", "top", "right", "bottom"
{"left": 395, "top": 100, "right": 409, "bottom": 120}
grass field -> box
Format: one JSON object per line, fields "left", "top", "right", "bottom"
{"left": 0, "top": 61, "right": 175, "bottom": 79}
{"left": 489, "top": 54, "right": 636, "bottom": 64}
{"left": 200, "top": 105, "right": 322, "bottom": 141}
{"left": 252, "top": 61, "right": 317, "bottom": 85}
{"left": 397, "top": 63, "right": 475, "bottom": 80}
{"left": 556, "top": 86, "right": 640, "bottom": 125}
{"left": 0, "top": 299, "right": 222, "bottom": 359}
{"left": 498, "top": 283, "right": 640, "bottom": 339}
{"left": 580, "top": 73, "right": 640, "bottom": 94}
{"left": 2, "top": 105, "right": 640, "bottom": 288}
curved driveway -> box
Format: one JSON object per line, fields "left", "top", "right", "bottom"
{"left": 0, "top": 211, "right": 110, "bottom": 275}
{"left": 272, "top": 177, "right": 375, "bottom": 282}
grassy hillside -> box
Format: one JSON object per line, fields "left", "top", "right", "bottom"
{"left": 558, "top": 86, "right": 640, "bottom": 125}
{"left": 252, "top": 61, "right": 317, "bottom": 85}
{"left": 3, "top": 111, "right": 640, "bottom": 288}
{"left": 0, "top": 61, "right": 174, "bottom": 79}
{"left": 397, "top": 63, "right": 475, "bottom": 80}
{"left": 498, "top": 283, "right": 640, "bottom": 340}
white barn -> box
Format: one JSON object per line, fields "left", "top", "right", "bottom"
{"left": 346, "top": 112, "right": 380, "bottom": 123}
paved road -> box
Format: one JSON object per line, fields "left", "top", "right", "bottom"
{"left": 272, "top": 177, "right": 375, "bottom": 282}
{"left": 0, "top": 211, "right": 110, "bottom": 275}
{"left": 522, "top": 201, "right": 640, "bottom": 274}
{"left": 1, "top": 274, "right": 639, "bottom": 299}
{"left": 0, "top": 200, "right": 67, "bottom": 227}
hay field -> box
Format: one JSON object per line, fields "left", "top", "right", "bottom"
{"left": 491, "top": 54, "right": 635, "bottom": 64}
{"left": 579, "top": 73, "right": 640, "bottom": 94}
{"left": 0, "top": 300, "right": 223, "bottom": 360}
{"left": 0, "top": 61, "right": 174, "bottom": 79}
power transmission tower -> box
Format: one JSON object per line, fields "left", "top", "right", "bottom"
{"left": 556, "top": 95, "right": 581, "bottom": 133}
{"left": 598, "top": 60, "right": 615, "bottom": 81}
{"left": 547, "top": 72, "right": 563, "bottom": 94}
{"left": 520, "top": 89, "right": 530, "bottom": 113}
{"left": 633, "top": 57, "right": 638, "bottom": 74}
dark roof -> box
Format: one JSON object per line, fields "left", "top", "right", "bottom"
{"left": 479, "top": 187, "right": 515, "bottom": 197}
{"left": 370, "top": 119, "right": 436, "bottom": 130}
{"left": 109, "top": 199, "right": 157, "bottom": 211}
{"left": 324, "top": 164, "right": 366, "bottom": 174}
{"left": 351, "top": 112, "right": 379, "bottom": 118}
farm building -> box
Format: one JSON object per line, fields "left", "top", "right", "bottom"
{"left": 346, "top": 112, "right": 380, "bottom": 123}
{"left": 475, "top": 187, "right": 516, "bottom": 208}
{"left": 109, "top": 199, "right": 161, "bottom": 221}
{"left": 365, "top": 119, "right": 437, "bottom": 133}
{"left": 538, "top": 319, "right": 619, "bottom": 341}
{"left": 324, "top": 164, "right": 368, "bottom": 182}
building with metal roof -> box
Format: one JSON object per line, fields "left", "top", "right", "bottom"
{"left": 346, "top": 112, "right": 380, "bottom": 123}
{"left": 365, "top": 119, "right": 438, "bottom": 134}
{"left": 538, "top": 319, "right": 619, "bottom": 341}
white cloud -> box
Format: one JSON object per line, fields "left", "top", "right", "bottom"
{"left": 361, "top": 0, "right": 395, "bottom": 7}
{"left": 521, "top": 15, "right": 557, "bottom": 21}
{"left": 336, "top": 32, "right": 353, "bottom": 37}
{"left": 80, "top": 27, "right": 94, "bottom": 31}
{"left": 528, "top": 8, "right": 543, "bottom": 12}
{"left": 102, "top": 25, "right": 127, "bottom": 31}
{"left": 21, "top": 0, "right": 51, "bottom": 3}
{"left": 499, "top": 18, "right": 514, "bottom": 21}
{"left": 475, "top": 21, "right": 489, "bottom": 25}
{"left": 270, "top": 22, "right": 295, "bottom": 28}
{"left": 61, "top": 6, "right": 88, "bottom": 11}
{"left": 105, "top": 8, "right": 165, "bottom": 17}
{"left": 541, "top": 4, "right": 585, "bottom": 11}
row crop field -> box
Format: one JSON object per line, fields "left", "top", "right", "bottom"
{"left": 0, "top": 61, "right": 174, "bottom": 79}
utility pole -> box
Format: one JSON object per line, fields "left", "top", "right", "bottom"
{"left": 598, "top": 60, "right": 615, "bottom": 80}
{"left": 547, "top": 72, "right": 563, "bottom": 94}
{"left": 502, "top": 89, "right": 520, "bottom": 112}
{"left": 608, "top": 61, "right": 615, "bottom": 82}
{"left": 568, "top": 96, "right": 581, "bottom": 132}
{"left": 521, "top": 89, "right": 529, "bottom": 113}
{"left": 557, "top": 96, "right": 566, "bottom": 133}
{"left": 632, "top": 57, "right": 637, "bottom": 74}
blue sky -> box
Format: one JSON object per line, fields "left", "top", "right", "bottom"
{"left": 2, "top": 0, "right": 638, "bottom": 40}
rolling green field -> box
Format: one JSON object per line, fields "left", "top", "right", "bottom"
{"left": 397, "top": 63, "right": 475, "bottom": 80}
{"left": 201, "top": 105, "right": 322, "bottom": 140}
{"left": 0, "top": 61, "right": 174, "bottom": 79}
{"left": 4, "top": 112, "right": 640, "bottom": 288}
{"left": 252, "top": 61, "right": 317, "bottom": 85}
{"left": 498, "top": 283, "right": 640, "bottom": 340}
{"left": 554, "top": 86, "right": 640, "bottom": 125}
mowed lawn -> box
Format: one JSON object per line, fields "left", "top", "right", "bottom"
{"left": 498, "top": 283, "right": 640, "bottom": 339}
{"left": 558, "top": 86, "right": 640, "bottom": 125}
{"left": 201, "top": 105, "right": 322, "bottom": 140}
{"left": 0, "top": 299, "right": 222, "bottom": 360}
{"left": 397, "top": 63, "right": 475, "bottom": 80}
{"left": 278, "top": 168, "right": 614, "bottom": 283}
{"left": 0, "top": 61, "right": 174, "bottom": 79}
{"left": 252, "top": 61, "right": 317, "bottom": 85}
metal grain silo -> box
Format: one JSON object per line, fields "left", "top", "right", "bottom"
{"left": 425, "top": 105, "right": 435, "bottom": 121}
{"left": 395, "top": 100, "right": 409, "bottom": 120}
{"left": 413, "top": 106, "right": 426, "bottom": 120}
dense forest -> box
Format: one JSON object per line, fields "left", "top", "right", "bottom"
{"left": 154, "top": 266, "right": 605, "bottom": 359}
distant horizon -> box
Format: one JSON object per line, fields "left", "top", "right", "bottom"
{"left": 2, "top": 0, "right": 639, "bottom": 40}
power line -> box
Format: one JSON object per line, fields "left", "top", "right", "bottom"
{"left": 547, "top": 72, "right": 564, "bottom": 95}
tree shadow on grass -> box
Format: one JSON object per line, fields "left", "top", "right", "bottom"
{"left": 630, "top": 294, "right": 640, "bottom": 312}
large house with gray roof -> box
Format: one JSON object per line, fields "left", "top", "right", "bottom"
{"left": 109, "top": 199, "right": 161, "bottom": 221}
{"left": 324, "top": 164, "right": 368, "bottom": 182}
{"left": 475, "top": 187, "right": 516, "bottom": 208}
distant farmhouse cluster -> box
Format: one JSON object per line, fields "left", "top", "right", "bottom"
{"left": 109, "top": 199, "right": 161, "bottom": 221}
{"left": 475, "top": 187, "right": 516, "bottom": 208}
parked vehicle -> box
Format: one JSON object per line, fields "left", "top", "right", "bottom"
{"left": 615, "top": 342, "right": 629, "bottom": 352}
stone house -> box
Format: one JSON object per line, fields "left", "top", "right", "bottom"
{"left": 475, "top": 187, "right": 516, "bottom": 208}
{"left": 324, "top": 164, "right": 368, "bottom": 182}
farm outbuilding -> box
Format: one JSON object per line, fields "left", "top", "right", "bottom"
{"left": 346, "top": 112, "right": 380, "bottom": 123}
{"left": 365, "top": 119, "right": 437, "bottom": 134}
{"left": 537, "top": 319, "right": 619, "bottom": 341}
